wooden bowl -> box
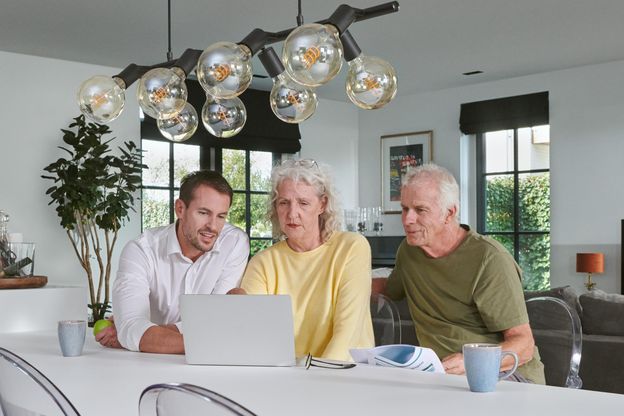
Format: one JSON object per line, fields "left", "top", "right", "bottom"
{"left": 0, "top": 275, "right": 48, "bottom": 289}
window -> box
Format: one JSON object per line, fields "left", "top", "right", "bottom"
{"left": 141, "top": 139, "right": 279, "bottom": 255}
{"left": 220, "top": 149, "right": 274, "bottom": 255}
{"left": 476, "top": 126, "right": 550, "bottom": 290}
{"left": 141, "top": 140, "right": 200, "bottom": 229}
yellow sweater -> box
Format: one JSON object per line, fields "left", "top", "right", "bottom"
{"left": 241, "top": 231, "right": 374, "bottom": 361}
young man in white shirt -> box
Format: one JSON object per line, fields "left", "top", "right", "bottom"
{"left": 95, "top": 170, "right": 250, "bottom": 353}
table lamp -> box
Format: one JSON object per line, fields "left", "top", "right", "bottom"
{"left": 576, "top": 253, "right": 604, "bottom": 290}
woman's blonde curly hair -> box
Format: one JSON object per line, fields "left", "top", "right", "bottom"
{"left": 268, "top": 159, "right": 341, "bottom": 242}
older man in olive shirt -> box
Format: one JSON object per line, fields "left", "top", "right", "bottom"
{"left": 375, "top": 164, "right": 544, "bottom": 383}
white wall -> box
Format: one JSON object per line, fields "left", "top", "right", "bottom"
{"left": 0, "top": 51, "right": 141, "bottom": 287}
{"left": 358, "top": 59, "right": 624, "bottom": 294}
{"left": 299, "top": 98, "right": 360, "bottom": 209}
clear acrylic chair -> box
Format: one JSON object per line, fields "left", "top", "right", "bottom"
{"left": 370, "top": 293, "right": 402, "bottom": 346}
{"left": 139, "top": 383, "right": 257, "bottom": 416}
{"left": 525, "top": 296, "right": 583, "bottom": 388}
{"left": 0, "top": 347, "right": 81, "bottom": 415}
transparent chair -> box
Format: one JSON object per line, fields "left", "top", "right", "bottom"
{"left": 0, "top": 347, "right": 81, "bottom": 415}
{"left": 525, "top": 296, "right": 583, "bottom": 388}
{"left": 139, "top": 383, "right": 257, "bottom": 416}
{"left": 370, "top": 293, "right": 402, "bottom": 346}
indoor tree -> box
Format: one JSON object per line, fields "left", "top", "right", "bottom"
{"left": 42, "top": 115, "right": 145, "bottom": 323}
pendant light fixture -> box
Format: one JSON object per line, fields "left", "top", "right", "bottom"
{"left": 77, "top": 1, "right": 400, "bottom": 140}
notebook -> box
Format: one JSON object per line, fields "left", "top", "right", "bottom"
{"left": 179, "top": 294, "right": 296, "bottom": 366}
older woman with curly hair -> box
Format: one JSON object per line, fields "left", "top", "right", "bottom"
{"left": 237, "top": 159, "right": 374, "bottom": 361}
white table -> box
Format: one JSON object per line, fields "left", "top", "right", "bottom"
{"left": 1, "top": 331, "right": 623, "bottom": 415}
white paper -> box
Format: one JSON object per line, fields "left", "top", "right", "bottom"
{"left": 371, "top": 267, "right": 394, "bottom": 278}
{"left": 350, "top": 344, "right": 445, "bottom": 373}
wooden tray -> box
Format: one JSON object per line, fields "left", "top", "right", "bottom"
{"left": 0, "top": 275, "right": 48, "bottom": 289}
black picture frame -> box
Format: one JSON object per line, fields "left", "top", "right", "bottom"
{"left": 380, "top": 130, "right": 433, "bottom": 214}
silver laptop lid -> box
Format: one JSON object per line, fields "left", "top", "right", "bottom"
{"left": 180, "top": 294, "right": 296, "bottom": 366}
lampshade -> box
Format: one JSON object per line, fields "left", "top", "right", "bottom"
{"left": 576, "top": 253, "right": 604, "bottom": 274}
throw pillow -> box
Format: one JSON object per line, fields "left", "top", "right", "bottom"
{"left": 579, "top": 289, "right": 624, "bottom": 336}
{"left": 524, "top": 285, "right": 582, "bottom": 317}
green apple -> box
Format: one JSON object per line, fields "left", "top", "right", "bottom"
{"left": 93, "top": 319, "right": 114, "bottom": 336}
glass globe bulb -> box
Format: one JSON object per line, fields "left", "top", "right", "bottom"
{"left": 136, "top": 67, "right": 187, "bottom": 119}
{"left": 157, "top": 102, "right": 199, "bottom": 142}
{"left": 346, "top": 55, "right": 397, "bottom": 110}
{"left": 196, "top": 42, "right": 253, "bottom": 99}
{"left": 282, "top": 23, "right": 343, "bottom": 87}
{"left": 269, "top": 73, "right": 318, "bottom": 123}
{"left": 201, "top": 96, "right": 247, "bottom": 138}
{"left": 77, "top": 75, "right": 125, "bottom": 123}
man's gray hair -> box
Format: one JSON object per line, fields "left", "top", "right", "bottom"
{"left": 268, "top": 159, "right": 341, "bottom": 242}
{"left": 402, "top": 163, "right": 460, "bottom": 221}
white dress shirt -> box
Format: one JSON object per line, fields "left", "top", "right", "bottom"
{"left": 112, "top": 222, "right": 249, "bottom": 351}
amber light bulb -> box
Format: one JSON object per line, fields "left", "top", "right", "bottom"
{"left": 282, "top": 23, "right": 343, "bottom": 87}
{"left": 136, "top": 67, "right": 188, "bottom": 119}
{"left": 77, "top": 76, "right": 126, "bottom": 123}
{"left": 259, "top": 47, "right": 318, "bottom": 124}
{"left": 341, "top": 31, "right": 397, "bottom": 110}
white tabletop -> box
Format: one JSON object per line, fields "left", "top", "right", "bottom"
{"left": 1, "top": 331, "right": 623, "bottom": 415}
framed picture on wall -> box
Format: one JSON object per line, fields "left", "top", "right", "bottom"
{"left": 381, "top": 130, "right": 433, "bottom": 213}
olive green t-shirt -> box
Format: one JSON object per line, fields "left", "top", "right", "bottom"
{"left": 386, "top": 226, "right": 545, "bottom": 384}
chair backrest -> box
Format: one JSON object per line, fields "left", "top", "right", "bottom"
{"left": 0, "top": 347, "right": 81, "bottom": 415}
{"left": 525, "top": 296, "right": 583, "bottom": 388}
{"left": 370, "top": 293, "right": 402, "bottom": 346}
{"left": 139, "top": 383, "right": 257, "bottom": 416}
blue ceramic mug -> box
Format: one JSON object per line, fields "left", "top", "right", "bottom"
{"left": 57, "top": 320, "right": 86, "bottom": 357}
{"left": 463, "top": 343, "right": 519, "bottom": 392}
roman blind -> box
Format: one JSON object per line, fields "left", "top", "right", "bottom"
{"left": 141, "top": 80, "right": 302, "bottom": 153}
{"left": 459, "top": 91, "right": 549, "bottom": 134}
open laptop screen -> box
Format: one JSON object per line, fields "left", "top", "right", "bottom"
{"left": 180, "top": 294, "right": 296, "bottom": 366}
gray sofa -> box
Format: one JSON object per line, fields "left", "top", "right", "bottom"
{"left": 524, "top": 286, "right": 624, "bottom": 394}
{"left": 384, "top": 286, "right": 624, "bottom": 394}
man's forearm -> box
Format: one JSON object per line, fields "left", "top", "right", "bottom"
{"left": 139, "top": 325, "right": 184, "bottom": 354}
{"left": 500, "top": 323, "right": 535, "bottom": 370}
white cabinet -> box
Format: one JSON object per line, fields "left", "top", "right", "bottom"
{"left": 0, "top": 286, "right": 87, "bottom": 333}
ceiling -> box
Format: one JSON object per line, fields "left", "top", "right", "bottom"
{"left": 3, "top": 0, "right": 624, "bottom": 101}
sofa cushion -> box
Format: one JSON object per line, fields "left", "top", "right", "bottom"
{"left": 579, "top": 289, "right": 624, "bottom": 336}
{"left": 524, "top": 285, "right": 582, "bottom": 317}
{"left": 580, "top": 333, "right": 624, "bottom": 394}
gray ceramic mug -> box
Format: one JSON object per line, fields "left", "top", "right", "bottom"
{"left": 463, "top": 343, "right": 519, "bottom": 392}
{"left": 58, "top": 320, "right": 86, "bottom": 357}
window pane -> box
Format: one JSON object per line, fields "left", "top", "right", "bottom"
{"left": 250, "top": 239, "right": 272, "bottom": 256}
{"left": 173, "top": 143, "right": 200, "bottom": 187}
{"left": 489, "top": 234, "right": 514, "bottom": 255}
{"left": 250, "top": 151, "right": 273, "bottom": 192}
{"left": 142, "top": 140, "right": 170, "bottom": 187}
{"left": 228, "top": 192, "right": 246, "bottom": 231}
{"left": 519, "top": 234, "right": 550, "bottom": 291}
{"left": 142, "top": 188, "right": 170, "bottom": 229}
{"left": 485, "top": 174, "right": 514, "bottom": 232}
{"left": 250, "top": 194, "right": 271, "bottom": 237}
{"left": 518, "top": 126, "right": 549, "bottom": 171}
{"left": 484, "top": 130, "right": 514, "bottom": 173}
{"left": 519, "top": 172, "right": 550, "bottom": 232}
{"left": 222, "top": 149, "right": 246, "bottom": 191}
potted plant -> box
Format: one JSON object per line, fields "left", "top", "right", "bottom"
{"left": 42, "top": 115, "right": 145, "bottom": 324}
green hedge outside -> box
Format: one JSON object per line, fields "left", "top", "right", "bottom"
{"left": 485, "top": 173, "right": 550, "bottom": 290}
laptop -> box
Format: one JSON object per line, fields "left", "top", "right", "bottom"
{"left": 180, "top": 294, "right": 296, "bottom": 366}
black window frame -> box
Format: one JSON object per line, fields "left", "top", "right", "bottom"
{"left": 140, "top": 138, "right": 282, "bottom": 251}
{"left": 475, "top": 128, "right": 550, "bottom": 263}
